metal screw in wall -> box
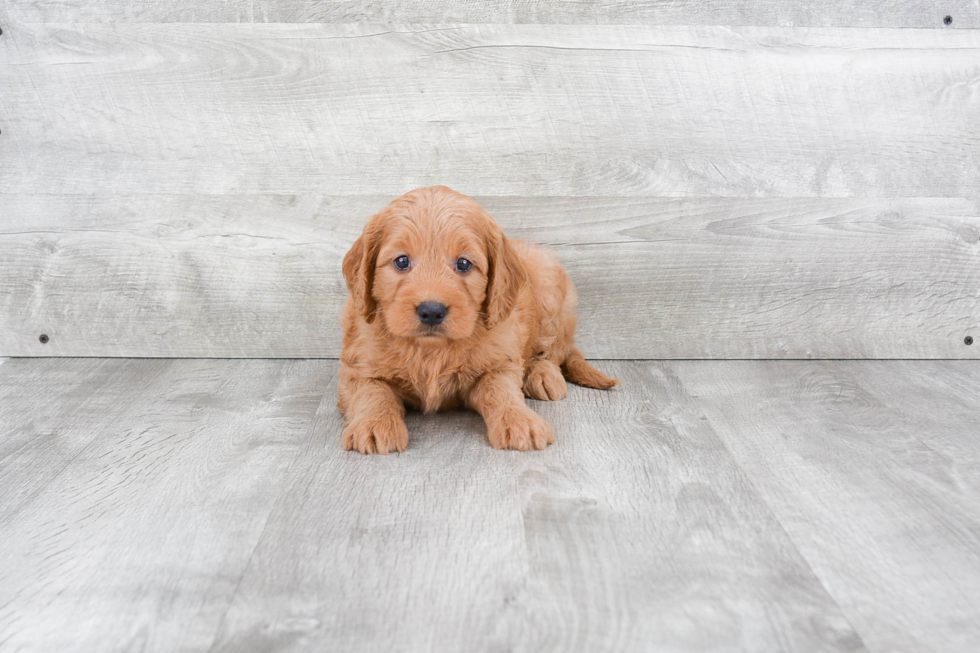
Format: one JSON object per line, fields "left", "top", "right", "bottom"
{"left": 944, "top": 15, "right": 953, "bottom": 25}
{"left": 39, "top": 334, "right": 49, "bottom": 344}
{"left": 965, "top": 335, "right": 974, "bottom": 346}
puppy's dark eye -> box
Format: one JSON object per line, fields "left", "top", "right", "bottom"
{"left": 393, "top": 255, "right": 411, "bottom": 271}
{"left": 455, "top": 258, "right": 473, "bottom": 273}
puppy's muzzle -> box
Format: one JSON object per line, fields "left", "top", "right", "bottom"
{"left": 416, "top": 302, "right": 448, "bottom": 327}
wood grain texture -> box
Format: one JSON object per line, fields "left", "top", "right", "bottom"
{"left": 0, "top": 358, "right": 332, "bottom": 652}
{"left": 673, "top": 360, "right": 980, "bottom": 653}
{"left": 2, "top": 25, "right": 979, "bottom": 197}
{"left": 161, "top": 361, "right": 863, "bottom": 652}
{"left": 2, "top": 195, "right": 977, "bottom": 358}
{"left": 1, "top": 0, "right": 976, "bottom": 27}
{"left": 4, "top": 358, "right": 979, "bottom": 651}
{"left": 0, "top": 358, "right": 169, "bottom": 525}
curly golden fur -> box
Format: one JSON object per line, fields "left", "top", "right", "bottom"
{"left": 338, "top": 186, "right": 617, "bottom": 454}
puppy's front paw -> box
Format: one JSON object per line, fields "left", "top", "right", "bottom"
{"left": 487, "top": 407, "right": 555, "bottom": 451}
{"left": 342, "top": 414, "right": 409, "bottom": 455}
{"left": 523, "top": 360, "right": 568, "bottom": 401}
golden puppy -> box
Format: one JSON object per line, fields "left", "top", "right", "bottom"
{"left": 338, "top": 186, "right": 617, "bottom": 454}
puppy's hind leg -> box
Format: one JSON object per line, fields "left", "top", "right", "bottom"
{"left": 518, "top": 240, "right": 618, "bottom": 393}
{"left": 523, "top": 359, "right": 568, "bottom": 401}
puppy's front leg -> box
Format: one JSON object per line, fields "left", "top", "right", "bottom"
{"left": 468, "top": 368, "right": 555, "bottom": 451}
{"left": 339, "top": 376, "right": 409, "bottom": 455}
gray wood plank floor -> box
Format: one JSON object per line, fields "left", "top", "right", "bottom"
{"left": 2, "top": 358, "right": 978, "bottom": 652}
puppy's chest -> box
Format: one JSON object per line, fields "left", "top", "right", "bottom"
{"left": 384, "top": 356, "right": 482, "bottom": 412}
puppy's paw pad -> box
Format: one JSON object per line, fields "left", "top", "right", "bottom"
{"left": 488, "top": 408, "right": 555, "bottom": 451}
{"left": 342, "top": 415, "right": 409, "bottom": 455}
{"left": 523, "top": 360, "right": 568, "bottom": 401}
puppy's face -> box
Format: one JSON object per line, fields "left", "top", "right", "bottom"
{"left": 343, "top": 186, "right": 524, "bottom": 345}
{"left": 374, "top": 213, "right": 488, "bottom": 342}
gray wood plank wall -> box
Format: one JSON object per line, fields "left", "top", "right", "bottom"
{"left": 2, "top": 196, "right": 978, "bottom": 358}
{"left": 1, "top": 1, "right": 976, "bottom": 27}
{"left": 1, "top": 9, "right": 978, "bottom": 358}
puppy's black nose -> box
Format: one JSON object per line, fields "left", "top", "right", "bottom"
{"left": 417, "top": 301, "right": 447, "bottom": 326}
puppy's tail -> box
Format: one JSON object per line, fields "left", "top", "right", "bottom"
{"left": 561, "top": 347, "right": 618, "bottom": 390}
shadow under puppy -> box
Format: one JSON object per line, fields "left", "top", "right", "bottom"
{"left": 338, "top": 186, "right": 617, "bottom": 454}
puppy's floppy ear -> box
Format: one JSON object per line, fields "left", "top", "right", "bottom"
{"left": 342, "top": 216, "right": 384, "bottom": 323}
{"left": 482, "top": 227, "right": 527, "bottom": 329}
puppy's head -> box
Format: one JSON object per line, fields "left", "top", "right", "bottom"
{"left": 343, "top": 186, "right": 525, "bottom": 344}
